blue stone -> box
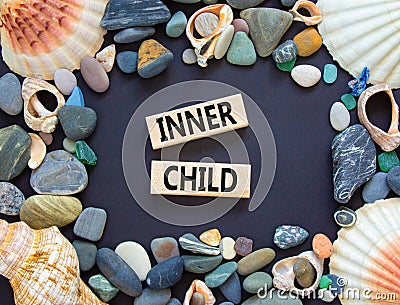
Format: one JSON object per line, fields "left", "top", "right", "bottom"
{"left": 205, "top": 262, "right": 237, "bottom": 288}
{"left": 114, "top": 27, "right": 155, "bottom": 43}
{"left": 348, "top": 67, "right": 370, "bottom": 96}
{"left": 219, "top": 272, "right": 241, "bottom": 304}
{"left": 327, "top": 274, "right": 347, "bottom": 296}
{"left": 72, "top": 240, "right": 97, "bottom": 272}
{"left": 227, "top": 32, "right": 257, "bottom": 66}
{"left": 273, "top": 225, "right": 309, "bottom": 249}
{"left": 134, "top": 288, "right": 171, "bottom": 305}
{"left": 167, "top": 298, "right": 182, "bottom": 305}
{"left": 166, "top": 11, "right": 187, "bottom": 38}
{"left": 117, "top": 51, "right": 138, "bottom": 74}
{"left": 66, "top": 86, "right": 84, "bottom": 107}
{"left": 146, "top": 257, "right": 184, "bottom": 289}
{"left": 362, "top": 172, "right": 390, "bottom": 203}
{"left": 387, "top": 166, "right": 400, "bottom": 195}
{"left": 323, "top": 64, "right": 338, "bottom": 84}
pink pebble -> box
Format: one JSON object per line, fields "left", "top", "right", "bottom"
{"left": 232, "top": 19, "right": 249, "bottom": 35}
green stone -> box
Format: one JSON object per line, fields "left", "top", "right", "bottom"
{"left": 276, "top": 57, "right": 296, "bottom": 72}
{"left": 243, "top": 272, "right": 273, "bottom": 293}
{"left": 323, "top": 64, "right": 337, "bottom": 84}
{"left": 378, "top": 151, "right": 400, "bottom": 173}
{"left": 63, "top": 138, "right": 76, "bottom": 154}
{"left": 75, "top": 141, "right": 98, "bottom": 166}
{"left": 205, "top": 261, "right": 237, "bottom": 288}
{"left": 341, "top": 93, "right": 357, "bottom": 110}
{"left": 88, "top": 274, "right": 119, "bottom": 302}
{"left": 227, "top": 32, "right": 257, "bottom": 66}
{"left": 319, "top": 275, "right": 333, "bottom": 289}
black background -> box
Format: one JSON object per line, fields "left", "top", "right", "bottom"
{"left": 0, "top": 1, "right": 397, "bottom": 304}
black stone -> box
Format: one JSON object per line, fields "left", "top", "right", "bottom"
{"left": 146, "top": 257, "right": 184, "bottom": 289}
{"left": 58, "top": 106, "right": 97, "bottom": 141}
{"left": 332, "top": 124, "right": 376, "bottom": 203}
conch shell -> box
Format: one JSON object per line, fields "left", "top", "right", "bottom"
{"left": 22, "top": 78, "right": 65, "bottom": 133}
{"left": 186, "top": 4, "right": 233, "bottom": 68}
{"left": 0, "top": 0, "right": 108, "bottom": 80}
{"left": 358, "top": 83, "right": 400, "bottom": 152}
{"left": 183, "top": 279, "right": 216, "bottom": 305}
{"left": 272, "top": 250, "right": 324, "bottom": 297}
{"left": 0, "top": 220, "right": 107, "bottom": 305}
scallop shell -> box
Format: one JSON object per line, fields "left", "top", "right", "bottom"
{"left": 272, "top": 250, "right": 324, "bottom": 297}
{"left": 317, "top": 0, "right": 400, "bottom": 88}
{"left": 0, "top": 0, "right": 108, "bottom": 80}
{"left": 0, "top": 219, "right": 107, "bottom": 305}
{"left": 330, "top": 198, "right": 400, "bottom": 305}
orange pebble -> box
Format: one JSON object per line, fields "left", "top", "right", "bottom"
{"left": 293, "top": 27, "right": 322, "bottom": 57}
{"left": 312, "top": 233, "right": 333, "bottom": 258}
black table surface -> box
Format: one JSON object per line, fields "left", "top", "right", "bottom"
{"left": 0, "top": 1, "right": 397, "bottom": 304}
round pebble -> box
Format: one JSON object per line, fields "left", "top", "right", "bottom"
{"left": 281, "top": 0, "right": 296, "bottom": 6}
{"left": 0, "top": 182, "right": 25, "bottom": 216}
{"left": 73, "top": 240, "right": 97, "bottom": 272}
{"left": 378, "top": 150, "right": 400, "bottom": 173}
{"left": 243, "top": 272, "right": 272, "bottom": 294}
{"left": 182, "top": 49, "right": 198, "bottom": 65}
{"left": 117, "top": 51, "right": 138, "bottom": 74}
{"left": 80, "top": 56, "right": 110, "bottom": 93}
{"left": 54, "top": 69, "right": 77, "bottom": 95}
{"left": 330, "top": 102, "right": 350, "bottom": 132}
{"left": 387, "top": 166, "right": 400, "bottom": 195}
{"left": 146, "top": 257, "right": 184, "bottom": 289}
{"left": 234, "top": 236, "right": 253, "bottom": 256}
{"left": 58, "top": 106, "right": 97, "bottom": 141}
{"left": 74, "top": 207, "right": 107, "bottom": 242}
{"left": 0, "top": 73, "right": 23, "bottom": 115}
{"left": 293, "top": 27, "right": 322, "bottom": 57}
{"left": 63, "top": 138, "right": 76, "bottom": 154}
{"left": 151, "top": 237, "right": 180, "bottom": 263}
{"left": 195, "top": 12, "right": 219, "bottom": 37}
{"left": 134, "top": 288, "right": 171, "bottom": 305}
{"left": 199, "top": 228, "right": 221, "bottom": 246}
{"left": 190, "top": 292, "right": 205, "bottom": 305}
{"left": 167, "top": 298, "right": 182, "bottom": 305}
{"left": 323, "top": 64, "right": 338, "bottom": 84}
{"left": 232, "top": 19, "right": 249, "bottom": 35}
{"left": 362, "top": 172, "right": 390, "bottom": 203}
{"left": 341, "top": 93, "right": 357, "bottom": 110}
{"left": 220, "top": 237, "right": 236, "bottom": 260}
{"left": 312, "top": 233, "right": 333, "bottom": 258}
{"left": 291, "top": 64, "right": 321, "bottom": 87}
{"left": 334, "top": 206, "right": 357, "bottom": 227}
{"left": 237, "top": 248, "right": 275, "bottom": 275}
{"left": 166, "top": 11, "right": 187, "bottom": 38}
{"left": 38, "top": 132, "right": 53, "bottom": 146}
{"left": 293, "top": 258, "right": 316, "bottom": 288}
{"left": 214, "top": 25, "right": 235, "bottom": 60}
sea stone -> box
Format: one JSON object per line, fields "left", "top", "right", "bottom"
{"left": 30, "top": 150, "right": 88, "bottom": 195}
{"left": 58, "top": 105, "right": 97, "bottom": 141}
{"left": 182, "top": 49, "right": 198, "bottom": 65}
{"left": 0, "top": 73, "right": 22, "bottom": 115}
{"left": 319, "top": 275, "right": 333, "bottom": 289}
{"left": 138, "top": 40, "right": 174, "bottom": 79}
{"left": 387, "top": 166, "right": 400, "bottom": 195}
{"left": 96, "top": 248, "right": 142, "bottom": 297}
{"left": 195, "top": 12, "right": 219, "bottom": 37}
{"left": 234, "top": 237, "right": 253, "bottom": 256}
{"left": 293, "top": 258, "right": 316, "bottom": 288}
{"left": 240, "top": 8, "right": 293, "bottom": 57}
{"left": 89, "top": 274, "right": 119, "bottom": 302}
{"left": 272, "top": 40, "right": 298, "bottom": 63}
{"left": 96, "top": 44, "right": 116, "bottom": 72}
{"left": 63, "top": 138, "right": 76, "bottom": 154}
{"left": 334, "top": 206, "right": 357, "bottom": 227}
{"left": 277, "top": 57, "right": 296, "bottom": 72}
{"left": 227, "top": 0, "right": 265, "bottom": 9}
{"left": 227, "top": 32, "right": 257, "bottom": 66}
{"left": 203, "top": 0, "right": 218, "bottom": 3}
{"left": 378, "top": 150, "right": 400, "bottom": 173}
{"left": 134, "top": 288, "right": 171, "bottom": 305}
{"left": 205, "top": 262, "right": 237, "bottom": 288}
{"left": 74, "top": 207, "right": 107, "bottom": 241}
{"left": 332, "top": 124, "right": 376, "bottom": 203}
{"left": 215, "top": 25, "right": 235, "bottom": 60}
{"left": 146, "top": 257, "right": 184, "bottom": 289}
{"left": 20, "top": 195, "right": 82, "bottom": 229}
{"left": 39, "top": 132, "right": 53, "bottom": 145}
{"left": 182, "top": 255, "right": 223, "bottom": 273}
{"left": 0, "top": 125, "right": 31, "bottom": 181}
{"left": 117, "top": 51, "right": 138, "bottom": 74}
{"left": 232, "top": 19, "right": 249, "bottom": 35}
{"left": 114, "top": 27, "right": 155, "bottom": 44}
{"left": 312, "top": 234, "right": 333, "bottom": 258}
{"left": 341, "top": 93, "right": 357, "bottom": 111}
{"left": 242, "top": 291, "right": 303, "bottom": 305}
{"left": 220, "top": 237, "right": 236, "bottom": 260}
{"left": 73, "top": 240, "right": 97, "bottom": 272}
{"left": 179, "top": 233, "right": 220, "bottom": 255}
{"left": 80, "top": 56, "right": 109, "bottom": 93}
{"left": 101, "top": 0, "right": 171, "bottom": 30}
{"left": 291, "top": 64, "right": 321, "bottom": 87}
{"left": 362, "top": 172, "right": 390, "bottom": 203}
{"left": 243, "top": 272, "right": 273, "bottom": 294}
{"left": 190, "top": 292, "right": 205, "bottom": 305}
{"left": 323, "top": 64, "right": 338, "bottom": 84}
{"left": 166, "top": 11, "right": 187, "bottom": 38}
{"left": 273, "top": 225, "right": 309, "bottom": 249}
{"left": 200, "top": 229, "right": 221, "bottom": 246}
{"left": 115, "top": 241, "right": 152, "bottom": 281}
{"left": 66, "top": 86, "right": 84, "bottom": 107}
{"left": 281, "top": 0, "right": 296, "bottom": 6}
{"left": 151, "top": 237, "right": 180, "bottom": 263}
{"left": 54, "top": 69, "right": 77, "bottom": 95}
{"left": 75, "top": 141, "right": 98, "bottom": 166}
{"left": 293, "top": 27, "right": 322, "bottom": 57}
{"left": 0, "top": 182, "right": 25, "bottom": 216}
{"left": 167, "top": 298, "right": 183, "bottom": 305}
{"left": 330, "top": 102, "right": 350, "bottom": 132}
{"left": 237, "top": 248, "right": 276, "bottom": 275}
{"left": 219, "top": 272, "right": 241, "bottom": 304}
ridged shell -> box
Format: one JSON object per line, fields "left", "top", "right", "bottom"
{"left": 317, "top": 0, "right": 400, "bottom": 88}
{"left": 0, "top": 0, "right": 108, "bottom": 80}
{"left": 330, "top": 198, "right": 400, "bottom": 305}
{"left": 0, "top": 220, "right": 107, "bottom": 305}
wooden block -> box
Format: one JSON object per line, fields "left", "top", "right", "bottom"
{"left": 146, "top": 94, "right": 248, "bottom": 150}
{"left": 151, "top": 160, "right": 251, "bottom": 198}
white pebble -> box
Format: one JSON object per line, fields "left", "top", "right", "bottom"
{"left": 291, "top": 64, "right": 321, "bottom": 88}
{"left": 330, "top": 102, "right": 350, "bottom": 132}
{"left": 182, "top": 49, "right": 197, "bottom": 65}
{"left": 63, "top": 138, "right": 76, "bottom": 154}
{"left": 214, "top": 25, "right": 234, "bottom": 60}
{"left": 220, "top": 237, "right": 236, "bottom": 260}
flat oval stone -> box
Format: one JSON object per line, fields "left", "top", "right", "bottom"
{"left": 138, "top": 40, "right": 174, "bottom": 79}
{"left": 214, "top": 25, "right": 235, "bottom": 60}
{"left": 272, "top": 40, "right": 298, "bottom": 63}
{"left": 378, "top": 151, "right": 400, "bottom": 173}
{"left": 182, "top": 255, "right": 223, "bottom": 274}
{"left": 220, "top": 237, "right": 236, "bottom": 260}
{"left": 362, "top": 172, "right": 390, "bottom": 203}
{"left": 330, "top": 102, "right": 350, "bottom": 132}
{"left": 58, "top": 105, "right": 97, "bottom": 141}
{"left": 30, "top": 150, "right": 88, "bottom": 195}
{"left": 117, "top": 51, "right": 138, "bottom": 74}
{"left": 167, "top": 298, "right": 182, "bottom": 305}
{"left": 115, "top": 241, "right": 152, "bottom": 281}
{"left": 190, "top": 292, "right": 205, "bottom": 305}
{"left": 312, "top": 233, "right": 333, "bottom": 258}
{"left": 134, "top": 288, "right": 171, "bottom": 305}
{"left": 151, "top": 237, "right": 180, "bottom": 263}
{"left": 54, "top": 69, "right": 77, "bottom": 95}
{"left": 114, "top": 27, "right": 155, "bottom": 43}
{"left": 39, "top": 132, "right": 53, "bottom": 146}
{"left": 205, "top": 262, "right": 237, "bottom": 288}
{"left": 74, "top": 207, "right": 107, "bottom": 242}
{"left": 234, "top": 236, "right": 253, "bottom": 256}
{"left": 273, "top": 225, "right": 309, "bottom": 249}
{"left": 387, "top": 166, "right": 400, "bottom": 195}
{"left": 219, "top": 272, "right": 241, "bottom": 304}
{"left": 243, "top": 272, "right": 273, "bottom": 294}
{"left": 291, "top": 64, "right": 321, "bottom": 87}
{"left": 293, "top": 258, "right": 316, "bottom": 288}
{"left": 0, "top": 73, "right": 22, "bottom": 115}
{"left": 66, "top": 86, "right": 84, "bottom": 107}
{"left": 88, "top": 274, "right": 119, "bottom": 302}
{"left": 179, "top": 233, "right": 220, "bottom": 255}
{"left": 166, "top": 11, "right": 187, "bottom": 38}
{"left": 75, "top": 141, "right": 98, "bottom": 166}
{"left": 227, "top": 0, "right": 265, "bottom": 9}
{"left": 146, "top": 257, "right": 184, "bottom": 289}
{"left": 73, "top": 240, "right": 97, "bottom": 272}
{"left": 237, "top": 248, "right": 276, "bottom": 275}
{"left": 232, "top": 19, "right": 249, "bottom": 35}
{"left": 323, "top": 64, "right": 338, "bottom": 84}
{"left": 227, "top": 32, "right": 257, "bottom": 66}
{"left": 63, "top": 138, "right": 76, "bottom": 154}
{"left": 340, "top": 93, "right": 357, "bottom": 111}
{"left": 195, "top": 12, "right": 219, "bottom": 37}
{"left": 334, "top": 206, "right": 357, "bottom": 227}
{"left": 0, "top": 182, "right": 25, "bottom": 216}
{"left": 242, "top": 291, "right": 303, "bottom": 305}
{"left": 20, "top": 195, "right": 82, "bottom": 229}
{"left": 293, "top": 27, "right": 322, "bottom": 57}
{"left": 80, "top": 56, "right": 109, "bottom": 93}
{"left": 199, "top": 229, "right": 221, "bottom": 246}
{"left": 182, "top": 49, "right": 197, "bottom": 65}
{"left": 0, "top": 125, "right": 31, "bottom": 181}
{"left": 96, "top": 248, "right": 142, "bottom": 297}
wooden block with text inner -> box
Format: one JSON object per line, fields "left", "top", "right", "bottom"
{"left": 146, "top": 94, "right": 248, "bottom": 150}
{"left": 151, "top": 161, "right": 251, "bottom": 198}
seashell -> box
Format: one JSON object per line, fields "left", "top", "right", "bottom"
{"left": 183, "top": 279, "right": 216, "bottom": 305}
{"left": 186, "top": 4, "right": 233, "bottom": 68}
{"left": 28, "top": 133, "right": 46, "bottom": 169}
{"left": 317, "top": 0, "right": 400, "bottom": 88}
{"left": 0, "top": 0, "right": 108, "bottom": 80}
{"left": 0, "top": 219, "right": 107, "bottom": 305}
{"left": 329, "top": 198, "right": 400, "bottom": 304}
{"left": 290, "top": 0, "right": 322, "bottom": 25}
{"left": 272, "top": 250, "right": 324, "bottom": 297}
{"left": 22, "top": 78, "right": 65, "bottom": 133}
{"left": 357, "top": 83, "right": 400, "bottom": 152}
